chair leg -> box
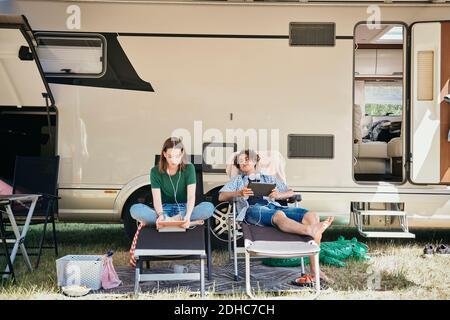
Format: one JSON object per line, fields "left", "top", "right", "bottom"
{"left": 200, "top": 257, "right": 205, "bottom": 297}
{"left": 0, "top": 216, "right": 15, "bottom": 283}
{"left": 245, "top": 251, "right": 254, "bottom": 299}
{"left": 35, "top": 207, "right": 51, "bottom": 269}
{"left": 314, "top": 253, "right": 320, "bottom": 294}
{"left": 232, "top": 202, "right": 239, "bottom": 281}
{"left": 51, "top": 214, "right": 58, "bottom": 256}
{"left": 206, "top": 219, "right": 212, "bottom": 280}
{"left": 134, "top": 259, "right": 141, "bottom": 295}
{"left": 301, "top": 257, "right": 306, "bottom": 275}
{"left": 228, "top": 204, "right": 233, "bottom": 262}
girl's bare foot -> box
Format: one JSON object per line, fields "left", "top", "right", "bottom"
{"left": 189, "top": 220, "right": 204, "bottom": 227}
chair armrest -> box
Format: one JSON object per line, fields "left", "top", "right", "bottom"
{"left": 39, "top": 193, "right": 61, "bottom": 200}
{"left": 232, "top": 196, "right": 240, "bottom": 202}
{"left": 286, "top": 193, "right": 302, "bottom": 204}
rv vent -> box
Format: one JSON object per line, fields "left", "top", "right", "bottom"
{"left": 289, "top": 23, "right": 335, "bottom": 46}
{"left": 417, "top": 50, "right": 434, "bottom": 101}
{"left": 288, "top": 134, "right": 334, "bottom": 159}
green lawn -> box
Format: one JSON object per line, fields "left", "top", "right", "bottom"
{"left": 1, "top": 223, "right": 449, "bottom": 299}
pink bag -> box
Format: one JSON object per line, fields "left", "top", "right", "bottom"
{"left": 101, "top": 251, "right": 122, "bottom": 289}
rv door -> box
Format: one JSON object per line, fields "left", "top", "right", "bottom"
{"left": 0, "top": 15, "right": 54, "bottom": 108}
{"left": 409, "top": 21, "right": 450, "bottom": 185}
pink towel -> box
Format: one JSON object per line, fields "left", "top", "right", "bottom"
{"left": 129, "top": 223, "right": 145, "bottom": 268}
{"left": 101, "top": 253, "right": 122, "bottom": 290}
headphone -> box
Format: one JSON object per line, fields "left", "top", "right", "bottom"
{"left": 248, "top": 173, "right": 261, "bottom": 182}
{"left": 167, "top": 169, "right": 181, "bottom": 211}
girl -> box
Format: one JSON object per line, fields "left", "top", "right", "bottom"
{"left": 130, "top": 137, "right": 214, "bottom": 229}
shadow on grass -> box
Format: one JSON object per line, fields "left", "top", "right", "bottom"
{"left": 22, "top": 222, "right": 130, "bottom": 249}
{"left": 322, "top": 259, "right": 416, "bottom": 292}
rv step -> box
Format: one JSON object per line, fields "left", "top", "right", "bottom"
{"left": 361, "top": 231, "right": 416, "bottom": 239}
{"left": 352, "top": 204, "right": 415, "bottom": 239}
{"left": 357, "top": 210, "right": 407, "bottom": 216}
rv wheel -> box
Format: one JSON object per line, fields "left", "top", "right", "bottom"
{"left": 210, "top": 201, "right": 243, "bottom": 250}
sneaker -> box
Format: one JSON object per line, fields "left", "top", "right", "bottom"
{"left": 435, "top": 244, "right": 450, "bottom": 255}
{"left": 423, "top": 244, "right": 434, "bottom": 257}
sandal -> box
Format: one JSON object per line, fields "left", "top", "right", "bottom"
{"left": 423, "top": 244, "right": 434, "bottom": 257}
{"left": 436, "top": 244, "right": 450, "bottom": 255}
{"left": 291, "top": 274, "right": 314, "bottom": 287}
{"left": 291, "top": 274, "right": 329, "bottom": 290}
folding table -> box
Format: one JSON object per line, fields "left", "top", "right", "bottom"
{"left": 0, "top": 194, "right": 41, "bottom": 279}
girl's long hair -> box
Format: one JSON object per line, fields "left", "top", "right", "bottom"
{"left": 158, "top": 137, "right": 188, "bottom": 173}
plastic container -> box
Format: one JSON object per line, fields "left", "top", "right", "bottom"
{"left": 56, "top": 255, "right": 103, "bottom": 290}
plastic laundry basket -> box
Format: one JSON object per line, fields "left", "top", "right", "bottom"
{"left": 56, "top": 255, "right": 103, "bottom": 290}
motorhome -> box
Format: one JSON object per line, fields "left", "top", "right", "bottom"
{"left": 0, "top": 0, "right": 449, "bottom": 248}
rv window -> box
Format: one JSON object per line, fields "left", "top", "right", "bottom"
{"left": 202, "top": 142, "right": 237, "bottom": 173}
{"left": 364, "top": 81, "right": 402, "bottom": 116}
{"left": 35, "top": 34, "right": 106, "bottom": 77}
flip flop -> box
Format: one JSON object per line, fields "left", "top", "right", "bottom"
{"left": 291, "top": 274, "right": 329, "bottom": 290}
{"left": 291, "top": 274, "right": 314, "bottom": 287}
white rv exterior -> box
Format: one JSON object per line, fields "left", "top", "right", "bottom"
{"left": 0, "top": 0, "right": 449, "bottom": 241}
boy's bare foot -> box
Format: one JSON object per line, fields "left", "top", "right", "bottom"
{"left": 307, "top": 216, "right": 334, "bottom": 238}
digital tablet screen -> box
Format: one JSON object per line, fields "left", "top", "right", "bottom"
{"left": 247, "top": 182, "right": 276, "bottom": 197}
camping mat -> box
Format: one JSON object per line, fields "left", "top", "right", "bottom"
{"left": 100, "top": 260, "right": 314, "bottom": 295}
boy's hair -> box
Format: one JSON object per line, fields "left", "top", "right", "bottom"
{"left": 233, "top": 149, "right": 260, "bottom": 169}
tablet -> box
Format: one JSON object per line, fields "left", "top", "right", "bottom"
{"left": 157, "top": 214, "right": 185, "bottom": 228}
{"left": 157, "top": 220, "right": 185, "bottom": 227}
{"left": 247, "top": 181, "right": 276, "bottom": 197}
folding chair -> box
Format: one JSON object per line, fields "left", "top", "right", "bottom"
{"left": 225, "top": 151, "right": 321, "bottom": 297}
{"left": 7, "top": 156, "right": 60, "bottom": 269}
{"left": 132, "top": 155, "right": 212, "bottom": 296}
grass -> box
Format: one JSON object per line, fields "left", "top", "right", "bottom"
{"left": 1, "top": 224, "right": 450, "bottom": 300}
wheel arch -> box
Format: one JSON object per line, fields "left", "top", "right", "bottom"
{"left": 113, "top": 175, "right": 151, "bottom": 220}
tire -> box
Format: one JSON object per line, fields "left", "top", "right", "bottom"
{"left": 206, "top": 188, "right": 243, "bottom": 250}
{"left": 122, "top": 187, "right": 153, "bottom": 241}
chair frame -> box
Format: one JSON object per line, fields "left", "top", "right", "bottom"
{"left": 223, "top": 150, "right": 321, "bottom": 297}
{"left": 228, "top": 195, "right": 321, "bottom": 297}
{"left": 9, "top": 156, "right": 60, "bottom": 269}
{"left": 133, "top": 227, "right": 207, "bottom": 296}
{"left": 132, "top": 155, "right": 212, "bottom": 296}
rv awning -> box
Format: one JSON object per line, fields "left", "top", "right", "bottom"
{"left": 0, "top": 15, "right": 54, "bottom": 108}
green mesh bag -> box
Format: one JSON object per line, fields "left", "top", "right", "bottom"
{"left": 261, "top": 257, "right": 303, "bottom": 267}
